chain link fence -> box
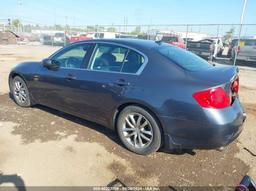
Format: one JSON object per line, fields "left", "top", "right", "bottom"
{"left": 1, "top": 21, "right": 255, "bottom": 42}
{"left": 1, "top": 20, "right": 256, "bottom": 66}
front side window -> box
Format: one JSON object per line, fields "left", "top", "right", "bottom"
{"left": 90, "top": 44, "right": 128, "bottom": 72}
{"left": 52, "top": 44, "right": 90, "bottom": 69}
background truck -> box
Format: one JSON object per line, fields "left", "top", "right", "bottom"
{"left": 186, "top": 38, "right": 223, "bottom": 59}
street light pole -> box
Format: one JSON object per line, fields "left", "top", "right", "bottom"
{"left": 233, "top": 0, "right": 247, "bottom": 65}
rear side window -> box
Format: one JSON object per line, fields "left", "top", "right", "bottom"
{"left": 90, "top": 44, "right": 145, "bottom": 74}
{"left": 121, "top": 50, "right": 145, "bottom": 73}
{"left": 156, "top": 44, "right": 213, "bottom": 71}
{"left": 90, "top": 44, "right": 128, "bottom": 72}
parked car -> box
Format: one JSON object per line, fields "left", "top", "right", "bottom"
{"left": 231, "top": 38, "right": 256, "bottom": 62}
{"left": 69, "top": 34, "right": 92, "bottom": 43}
{"left": 183, "top": 38, "right": 194, "bottom": 45}
{"left": 53, "top": 32, "right": 69, "bottom": 45}
{"left": 9, "top": 39, "right": 246, "bottom": 155}
{"left": 187, "top": 38, "right": 224, "bottom": 59}
{"left": 40, "top": 34, "right": 53, "bottom": 45}
{"left": 160, "top": 35, "right": 186, "bottom": 49}
{"left": 116, "top": 34, "right": 138, "bottom": 39}
{"left": 86, "top": 32, "right": 119, "bottom": 39}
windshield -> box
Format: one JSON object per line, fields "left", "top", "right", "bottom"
{"left": 156, "top": 43, "right": 213, "bottom": 71}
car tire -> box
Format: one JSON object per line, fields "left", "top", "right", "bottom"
{"left": 117, "top": 106, "right": 162, "bottom": 155}
{"left": 11, "top": 76, "right": 32, "bottom": 107}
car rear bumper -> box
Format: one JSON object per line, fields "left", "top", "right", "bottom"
{"left": 160, "top": 99, "right": 246, "bottom": 150}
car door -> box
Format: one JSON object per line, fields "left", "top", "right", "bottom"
{"left": 32, "top": 43, "right": 94, "bottom": 112}
{"left": 60, "top": 43, "right": 146, "bottom": 126}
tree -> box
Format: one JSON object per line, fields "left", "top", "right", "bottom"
{"left": 85, "top": 26, "right": 95, "bottom": 32}
{"left": 107, "top": 27, "right": 116, "bottom": 32}
{"left": 12, "top": 19, "right": 22, "bottom": 29}
{"left": 23, "top": 24, "right": 32, "bottom": 32}
{"left": 54, "top": 24, "right": 63, "bottom": 30}
{"left": 131, "top": 26, "right": 141, "bottom": 35}
{"left": 223, "top": 27, "right": 235, "bottom": 44}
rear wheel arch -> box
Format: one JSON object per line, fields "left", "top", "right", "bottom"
{"left": 113, "top": 102, "right": 164, "bottom": 137}
{"left": 114, "top": 103, "right": 165, "bottom": 154}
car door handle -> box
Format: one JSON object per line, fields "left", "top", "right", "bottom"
{"left": 65, "top": 74, "right": 77, "bottom": 81}
{"left": 113, "top": 79, "right": 130, "bottom": 87}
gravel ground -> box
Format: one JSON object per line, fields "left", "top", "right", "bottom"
{"left": 0, "top": 45, "right": 255, "bottom": 187}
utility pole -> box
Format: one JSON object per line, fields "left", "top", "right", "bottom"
{"left": 216, "top": 24, "right": 220, "bottom": 38}
{"left": 64, "top": 16, "right": 68, "bottom": 46}
{"left": 233, "top": 0, "right": 247, "bottom": 65}
{"left": 123, "top": 17, "right": 128, "bottom": 33}
{"left": 185, "top": 25, "right": 189, "bottom": 50}
{"left": 17, "top": 0, "right": 22, "bottom": 32}
{"left": 126, "top": 17, "right": 128, "bottom": 33}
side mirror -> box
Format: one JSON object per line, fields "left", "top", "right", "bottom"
{"left": 42, "top": 58, "right": 59, "bottom": 70}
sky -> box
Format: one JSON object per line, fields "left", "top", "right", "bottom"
{"left": 0, "top": 0, "right": 255, "bottom": 26}
{"left": 0, "top": 0, "right": 255, "bottom": 36}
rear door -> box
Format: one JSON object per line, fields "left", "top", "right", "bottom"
{"left": 65, "top": 43, "right": 146, "bottom": 126}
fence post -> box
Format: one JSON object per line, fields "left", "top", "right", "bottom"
{"left": 147, "top": 25, "right": 150, "bottom": 40}
{"left": 185, "top": 25, "right": 189, "bottom": 50}
{"left": 234, "top": 0, "right": 247, "bottom": 65}
{"left": 51, "top": 34, "right": 54, "bottom": 47}
{"left": 216, "top": 24, "right": 220, "bottom": 38}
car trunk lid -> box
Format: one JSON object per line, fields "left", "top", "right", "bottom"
{"left": 191, "top": 65, "right": 239, "bottom": 107}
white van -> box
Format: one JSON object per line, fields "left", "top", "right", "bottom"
{"left": 88, "top": 32, "right": 118, "bottom": 39}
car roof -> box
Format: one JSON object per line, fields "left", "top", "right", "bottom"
{"left": 72, "top": 38, "right": 161, "bottom": 50}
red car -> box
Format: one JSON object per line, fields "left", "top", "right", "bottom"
{"left": 69, "top": 34, "right": 92, "bottom": 43}
{"left": 161, "top": 35, "right": 186, "bottom": 49}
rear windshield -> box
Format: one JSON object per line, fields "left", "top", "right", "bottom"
{"left": 155, "top": 44, "right": 213, "bottom": 71}
{"left": 162, "top": 36, "right": 178, "bottom": 42}
{"left": 55, "top": 33, "right": 64, "bottom": 37}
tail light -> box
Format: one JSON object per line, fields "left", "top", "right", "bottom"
{"left": 231, "top": 76, "right": 239, "bottom": 94}
{"left": 193, "top": 87, "right": 230, "bottom": 109}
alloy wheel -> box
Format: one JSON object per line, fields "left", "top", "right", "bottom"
{"left": 13, "top": 80, "right": 27, "bottom": 104}
{"left": 122, "top": 113, "right": 153, "bottom": 149}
